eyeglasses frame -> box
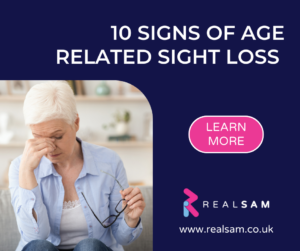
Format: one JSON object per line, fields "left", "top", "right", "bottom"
{"left": 81, "top": 170, "right": 128, "bottom": 228}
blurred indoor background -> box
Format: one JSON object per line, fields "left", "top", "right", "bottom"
{"left": 0, "top": 80, "right": 153, "bottom": 188}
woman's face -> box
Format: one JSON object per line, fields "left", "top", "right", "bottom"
{"left": 30, "top": 117, "right": 79, "bottom": 163}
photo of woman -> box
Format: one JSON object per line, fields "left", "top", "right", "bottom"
{"left": 8, "top": 81, "right": 147, "bottom": 251}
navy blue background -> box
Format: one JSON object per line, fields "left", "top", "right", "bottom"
{"left": 1, "top": 1, "right": 299, "bottom": 250}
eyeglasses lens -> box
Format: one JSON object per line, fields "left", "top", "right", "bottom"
{"left": 103, "top": 215, "right": 117, "bottom": 227}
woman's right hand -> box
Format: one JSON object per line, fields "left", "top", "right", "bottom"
{"left": 20, "top": 138, "right": 56, "bottom": 172}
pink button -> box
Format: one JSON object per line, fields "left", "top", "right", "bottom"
{"left": 189, "top": 116, "right": 264, "bottom": 153}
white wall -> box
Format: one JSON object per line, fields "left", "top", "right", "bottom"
{"left": 0, "top": 81, "right": 153, "bottom": 187}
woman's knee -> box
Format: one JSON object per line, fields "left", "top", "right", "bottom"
{"left": 74, "top": 238, "right": 111, "bottom": 251}
{"left": 22, "top": 239, "right": 58, "bottom": 251}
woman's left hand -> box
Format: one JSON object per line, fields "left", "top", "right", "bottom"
{"left": 120, "top": 187, "right": 146, "bottom": 228}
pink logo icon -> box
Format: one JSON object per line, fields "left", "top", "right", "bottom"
{"left": 184, "top": 188, "right": 199, "bottom": 217}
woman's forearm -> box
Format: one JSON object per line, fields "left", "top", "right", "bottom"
{"left": 10, "top": 158, "right": 51, "bottom": 240}
{"left": 19, "top": 169, "right": 39, "bottom": 221}
{"left": 19, "top": 169, "right": 38, "bottom": 190}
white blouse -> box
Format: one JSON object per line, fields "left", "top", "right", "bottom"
{"left": 57, "top": 200, "right": 89, "bottom": 250}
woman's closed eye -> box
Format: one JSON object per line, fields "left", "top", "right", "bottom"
{"left": 54, "top": 136, "right": 63, "bottom": 140}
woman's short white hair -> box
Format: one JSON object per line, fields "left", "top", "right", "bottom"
{"left": 23, "top": 81, "right": 78, "bottom": 126}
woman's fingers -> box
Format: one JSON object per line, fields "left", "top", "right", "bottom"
{"left": 120, "top": 187, "right": 145, "bottom": 214}
{"left": 33, "top": 142, "right": 56, "bottom": 152}
{"left": 120, "top": 191, "right": 129, "bottom": 210}
{"left": 35, "top": 145, "right": 55, "bottom": 158}
{"left": 127, "top": 193, "right": 143, "bottom": 206}
{"left": 120, "top": 187, "right": 146, "bottom": 221}
{"left": 28, "top": 137, "right": 55, "bottom": 146}
{"left": 37, "top": 147, "right": 52, "bottom": 158}
{"left": 32, "top": 143, "right": 56, "bottom": 158}
{"left": 120, "top": 190, "right": 125, "bottom": 199}
{"left": 124, "top": 187, "right": 141, "bottom": 201}
{"left": 29, "top": 139, "right": 56, "bottom": 158}
{"left": 21, "top": 138, "right": 57, "bottom": 172}
{"left": 129, "top": 200, "right": 146, "bottom": 209}
{"left": 122, "top": 187, "right": 134, "bottom": 199}
{"left": 26, "top": 138, "right": 56, "bottom": 152}
{"left": 37, "top": 139, "right": 56, "bottom": 150}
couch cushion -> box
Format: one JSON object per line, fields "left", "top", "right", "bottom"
{"left": 0, "top": 189, "right": 20, "bottom": 251}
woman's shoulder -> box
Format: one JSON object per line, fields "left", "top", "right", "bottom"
{"left": 8, "top": 155, "right": 23, "bottom": 179}
{"left": 10, "top": 155, "right": 22, "bottom": 169}
{"left": 82, "top": 141, "right": 124, "bottom": 174}
{"left": 83, "top": 141, "right": 121, "bottom": 162}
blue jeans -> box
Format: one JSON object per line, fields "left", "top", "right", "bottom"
{"left": 22, "top": 238, "right": 113, "bottom": 251}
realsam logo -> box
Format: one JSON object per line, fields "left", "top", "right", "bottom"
{"left": 183, "top": 188, "right": 270, "bottom": 217}
{"left": 184, "top": 188, "right": 199, "bottom": 217}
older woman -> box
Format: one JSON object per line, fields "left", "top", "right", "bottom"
{"left": 9, "top": 81, "right": 145, "bottom": 251}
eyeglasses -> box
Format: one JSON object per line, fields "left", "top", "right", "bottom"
{"left": 81, "top": 170, "right": 128, "bottom": 228}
